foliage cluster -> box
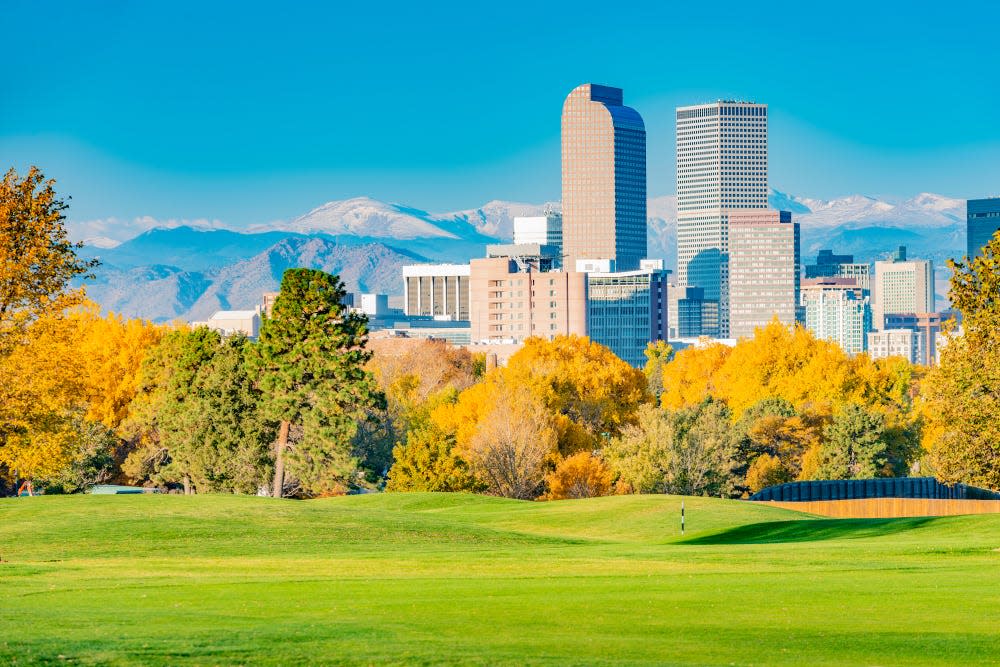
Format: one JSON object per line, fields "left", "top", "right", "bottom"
{"left": 5, "top": 166, "right": 1000, "bottom": 498}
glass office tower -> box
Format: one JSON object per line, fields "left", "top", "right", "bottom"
{"left": 967, "top": 198, "right": 1000, "bottom": 260}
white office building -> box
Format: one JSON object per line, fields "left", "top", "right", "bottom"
{"left": 873, "top": 246, "right": 934, "bottom": 330}
{"left": 867, "top": 329, "right": 922, "bottom": 364}
{"left": 194, "top": 310, "right": 261, "bottom": 339}
{"left": 402, "top": 264, "right": 471, "bottom": 320}
{"left": 513, "top": 213, "right": 562, "bottom": 249}
{"left": 801, "top": 280, "right": 872, "bottom": 356}
{"left": 676, "top": 100, "right": 769, "bottom": 337}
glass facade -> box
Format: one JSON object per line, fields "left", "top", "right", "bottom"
{"left": 587, "top": 269, "right": 668, "bottom": 367}
{"left": 967, "top": 198, "right": 1000, "bottom": 260}
{"left": 562, "top": 84, "right": 646, "bottom": 271}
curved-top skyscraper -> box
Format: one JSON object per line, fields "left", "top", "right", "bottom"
{"left": 561, "top": 84, "right": 646, "bottom": 271}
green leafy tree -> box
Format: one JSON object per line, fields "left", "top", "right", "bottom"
{"left": 605, "top": 400, "right": 731, "bottom": 496}
{"left": 923, "top": 232, "right": 1000, "bottom": 489}
{"left": 817, "top": 403, "right": 888, "bottom": 480}
{"left": 250, "top": 269, "right": 385, "bottom": 497}
{"left": 728, "top": 397, "right": 798, "bottom": 494}
{"left": 124, "top": 329, "right": 273, "bottom": 493}
{"left": 45, "top": 418, "right": 125, "bottom": 494}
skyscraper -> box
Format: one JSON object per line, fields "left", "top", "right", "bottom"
{"left": 676, "top": 101, "right": 768, "bottom": 336}
{"left": 967, "top": 198, "right": 1000, "bottom": 260}
{"left": 872, "top": 246, "right": 934, "bottom": 330}
{"left": 727, "top": 209, "right": 799, "bottom": 339}
{"left": 562, "top": 84, "right": 646, "bottom": 271}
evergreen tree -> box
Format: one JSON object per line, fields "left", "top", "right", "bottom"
{"left": 123, "top": 329, "right": 273, "bottom": 493}
{"left": 250, "top": 269, "right": 385, "bottom": 497}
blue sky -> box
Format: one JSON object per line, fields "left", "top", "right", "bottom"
{"left": 3, "top": 0, "right": 999, "bottom": 229}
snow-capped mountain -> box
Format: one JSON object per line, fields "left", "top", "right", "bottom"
{"left": 775, "top": 191, "right": 965, "bottom": 229}
{"left": 255, "top": 197, "right": 460, "bottom": 239}
{"left": 77, "top": 188, "right": 969, "bottom": 321}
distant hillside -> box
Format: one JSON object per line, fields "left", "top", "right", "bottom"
{"left": 77, "top": 189, "right": 969, "bottom": 320}
{"left": 85, "top": 237, "right": 428, "bottom": 322}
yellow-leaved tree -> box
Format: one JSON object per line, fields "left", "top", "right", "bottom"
{"left": 0, "top": 167, "right": 97, "bottom": 355}
{"left": 0, "top": 302, "right": 166, "bottom": 489}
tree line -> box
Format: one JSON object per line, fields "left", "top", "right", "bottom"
{"left": 3, "top": 166, "right": 1000, "bottom": 498}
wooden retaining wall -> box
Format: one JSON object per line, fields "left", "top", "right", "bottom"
{"left": 752, "top": 498, "right": 1000, "bottom": 519}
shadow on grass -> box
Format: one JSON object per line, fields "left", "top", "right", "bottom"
{"left": 681, "top": 517, "right": 943, "bottom": 544}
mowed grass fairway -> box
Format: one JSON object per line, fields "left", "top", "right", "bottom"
{"left": 2, "top": 494, "right": 1000, "bottom": 666}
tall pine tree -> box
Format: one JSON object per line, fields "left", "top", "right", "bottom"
{"left": 251, "top": 269, "right": 385, "bottom": 497}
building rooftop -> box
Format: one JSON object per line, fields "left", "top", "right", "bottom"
{"left": 210, "top": 310, "right": 258, "bottom": 319}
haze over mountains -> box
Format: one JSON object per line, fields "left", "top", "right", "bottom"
{"left": 76, "top": 190, "right": 967, "bottom": 322}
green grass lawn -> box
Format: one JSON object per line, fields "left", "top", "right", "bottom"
{"left": 2, "top": 493, "right": 999, "bottom": 666}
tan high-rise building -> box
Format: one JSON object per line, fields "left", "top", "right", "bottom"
{"left": 872, "top": 246, "right": 934, "bottom": 330}
{"left": 728, "top": 209, "right": 799, "bottom": 339}
{"left": 561, "top": 84, "right": 646, "bottom": 271}
{"left": 469, "top": 257, "right": 587, "bottom": 344}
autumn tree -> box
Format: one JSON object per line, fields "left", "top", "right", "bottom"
{"left": 745, "top": 454, "right": 789, "bottom": 493}
{"left": 385, "top": 388, "right": 477, "bottom": 492}
{"left": 0, "top": 311, "right": 85, "bottom": 487}
{"left": 463, "top": 382, "right": 557, "bottom": 499}
{"left": 544, "top": 451, "right": 612, "bottom": 500}
{"left": 499, "top": 335, "right": 649, "bottom": 453}
{"left": 250, "top": 269, "right": 385, "bottom": 497}
{"left": 385, "top": 426, "right": 477, "bottom": 492}
{"left": 0, "top": 303, "right": 164, "bottom": 491}
{"left": 0, "top": 167, "right": 97, "bottom": 355}
{"left": 659, "top": 342, "right": 731, "bottom": 410}
{"left": 643, "top": 340, "right": 674, "bottom": 400}
{"left": 363, "top": 338, "right": 478, "bottom": 483}
{"left": 922, "top": 233, "right": 1000, "bottom": 489}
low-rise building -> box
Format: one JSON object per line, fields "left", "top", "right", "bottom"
{"left": 883, "top": 312, "right": 946, "bottom": 365}
{"left": 469, "top": 257, "right": 587, "bottom": 344}
{"left": 867, "top": 329, "right": 921, "bottom": 364}
{"left": 402, "top": 264, "right": 470, "bottom": 320}
{"left": 194, "top": 310, "right": 261, "bottom": 339}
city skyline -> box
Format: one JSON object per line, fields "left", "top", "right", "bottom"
{"left": 4, "top": 0, "right": 1000, "bottom": 229}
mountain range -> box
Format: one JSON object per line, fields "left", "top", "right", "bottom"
{"left": 76, "top": 190, "right": 967, "bottom": 322}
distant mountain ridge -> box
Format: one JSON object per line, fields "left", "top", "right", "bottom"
{"left": 78, "top": 189, "right": 968, "bottom": 321}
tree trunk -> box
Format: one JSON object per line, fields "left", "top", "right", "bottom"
{"left": 272, "top": 420, "right": 290, "bottom": 498}
{"left": 183, "top": 476, "right": 191, "bottom": 495}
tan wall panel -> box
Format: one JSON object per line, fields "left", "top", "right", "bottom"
{"left": 753, "top": 498, "right": 1000, "bottom": 518}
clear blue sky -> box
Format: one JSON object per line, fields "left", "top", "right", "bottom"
{"left": 3, "top": 0, "right": 999, "bottom": 227}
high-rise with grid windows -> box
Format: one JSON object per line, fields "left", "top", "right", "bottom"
{"left": 676, "top": 101, "right": 768, "bottom": 336}
{"left": 561, "top": 84, "right": 646, "bottom": 271}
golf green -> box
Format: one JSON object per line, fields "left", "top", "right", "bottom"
{"left": 2, "top": 493, "right": 998, "bottom": 666}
